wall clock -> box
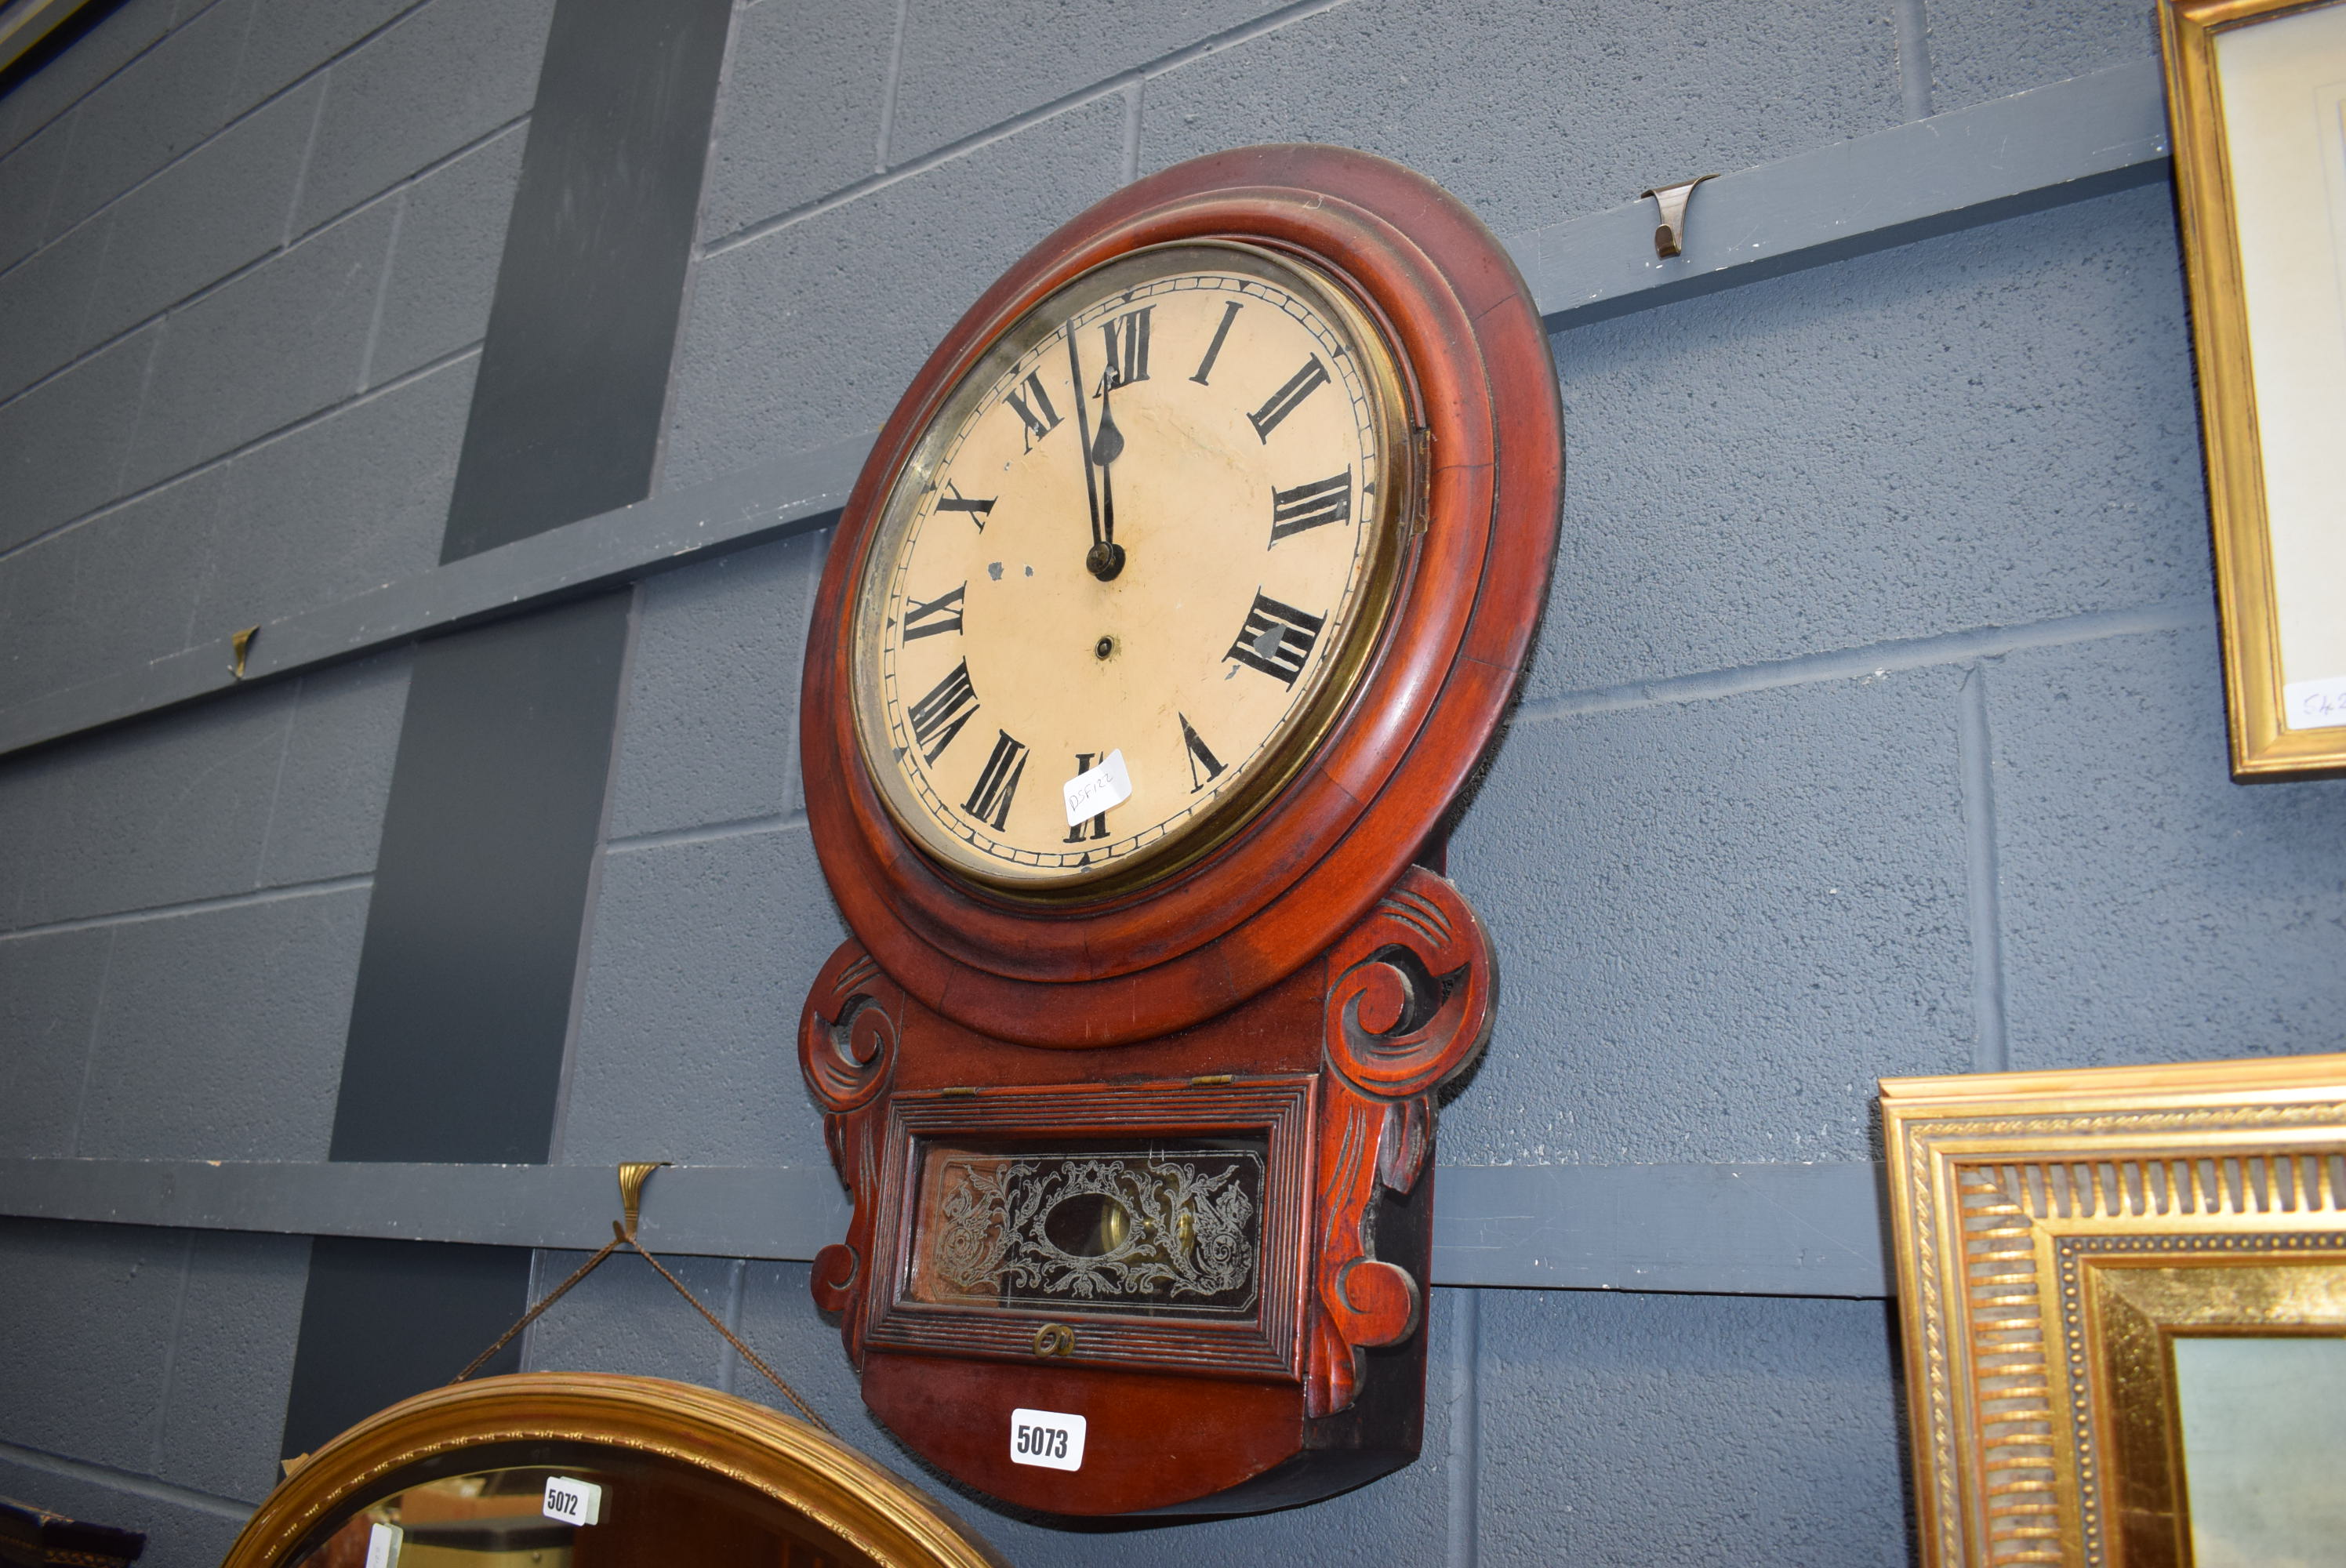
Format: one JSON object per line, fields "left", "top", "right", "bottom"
{"left": 797, "top": 143, "right": 1562, "bottom": 1516}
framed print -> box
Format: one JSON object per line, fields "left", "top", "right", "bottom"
{"left": 1881, "top": 1053, "right": 2346, "bottom": 1567}
{"left": 2163, "top": 0, "right": 2346, "bottom": 777}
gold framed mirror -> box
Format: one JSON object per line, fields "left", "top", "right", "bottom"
{"left": 223, "top": 1374, "right": 1007, "bottom": 1568}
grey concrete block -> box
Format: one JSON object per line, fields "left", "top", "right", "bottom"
{"left": 293, "top": 0, "right": 554, "bottom": 234}
{"left": 0, "top": 927, "right": 111, "bottom": 1159}
{"left": 0, "top": 525, "right": 99, "bottom": 723}
{"left": 45, "top": 0, "right": 257, "bottom": 240}
{"left": 0, "top": 0, "right": 180, "bottom": 161}
{"left": 892, "top": 0, "right": 1292, "bottom": 166}
{"left": 665, "top": 96, "right": 1126, "bottom": 488}
{"left": 201, "top": 357, "right": 474, "bottom": 638}
{"left": 224, "top": 0, "right": 423, "bottom": 124}
{"left": 729, "top": 1259, "right": 906, "bottom": 1465}
{"left": 1930, "top": 0, "right": 2159, "bottom": 114}
{"left": 365, "top": 124, "right": 524, "bottom": 384}
{"left": 4, "top": 684, "right": 296, "bottom": 931}
{"left": 1992, "top": 628, "right": 2346, "bottom": 1069}
{"left": 725, "top": 1263, "right": 1468, "bottom": 1563}
{"left": 0, "top": 1452, "right": 248, "bottom": 1568}
{"left": 1477, "top": 1290, "right": 1907, "bottom": 1568}
{"left": 0, "top": 748, "right": 51, "bottom": 927}
{"left": 520, "top": 1247, "right": 740, "bottom": 1386}
{"left": 608, "top": 529, "right": 824, "bottom": 840}
{"left": 1447, "top": 670, "right": 1975, "bottom": 1166}
{"left": 80, "top": 79, "right": 325, "bottom": 351}
{"left": 560, "top": 826, "right": 844, "bottom": 1170}
{"left": 0, "top": 216, "right": 105, "bottom": 401}
{"left": 1141, "top": 0, "right": 1903, "bottom": 240}
{"left": 0, "top": 112, "right": 75, "bottom": 269}
{"left": 0, "top": 1217, "right": 183, "bottom": 1472}
{"left": 0, "top": 468, "right": 231, "bottom": 716}
{"left": 74, "top": 887, "right": 369, "bottom": 1161}
{"left": 123, "top": 203, "right": 394, "bottom": 491}
{"left": 1528, "top": 183, "right": 2210, "bottom": 700}
{"left": 0, "top": 322, "right": 162, "bottom": 553}
{"left": 256, "top": 650, "right": 414, "bottom": 887}
{"left": 699, "top": 0, "right": 893, "bottom": 241}
{"left": 151, "top": 1229, "right": 311, "bottom": 1504}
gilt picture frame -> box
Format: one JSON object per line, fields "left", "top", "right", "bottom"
{"left": 2163, "top": 0, "right": 2346, "bottom": 777}
{"left": 1882, "top": 1053, "right": 2346, "bottom": 1567}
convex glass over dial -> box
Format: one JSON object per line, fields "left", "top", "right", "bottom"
{"left": 852, "top": 243, "right": 1412, "bottom": 893}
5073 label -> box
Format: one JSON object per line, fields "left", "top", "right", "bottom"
{"left": 1008, "top": 1407, "right": 1086, "bottom": 1472}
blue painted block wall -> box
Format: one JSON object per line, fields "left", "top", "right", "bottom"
{"left": 5, "top": 0, "right": 2345, "bottom": 1564}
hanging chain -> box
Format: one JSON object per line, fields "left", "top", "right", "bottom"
{"left": 452, "top": 1164, "right": 833, "bottom": 1435}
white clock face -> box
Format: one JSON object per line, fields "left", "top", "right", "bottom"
{"left": 850, "top": 243, "right": 1411, "bottom": 894}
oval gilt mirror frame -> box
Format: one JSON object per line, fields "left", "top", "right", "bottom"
{"left": 222, "top": 1373, "right": 1007, "bottom": 1568}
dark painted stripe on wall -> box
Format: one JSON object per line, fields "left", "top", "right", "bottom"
{"left": 281, "top": 1237, "right": 549, "bottom": 1458}
{"left": 280, "top": 0, "right": 736, "bottom": 1457}
{"left": 328, "top": 595, "right": 633, "bottom": 1164}
{"left": 441, "top": 0, "right": 738, "bottom": 561}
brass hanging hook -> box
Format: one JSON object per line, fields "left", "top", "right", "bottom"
{"left": 616, "top": 1160, "right": 670, "bottom": 1241}
{"left": 229, "top": 626, "right": 260, "bottom": 679}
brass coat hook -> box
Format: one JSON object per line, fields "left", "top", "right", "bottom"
{"left": 1639, "top": 174, "right": 1719, "bottom": 259}
{"left": 229, "top": 626, "right": 260, "bottom": 679}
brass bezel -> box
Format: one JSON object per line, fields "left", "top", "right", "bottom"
{"left": 2162, "top": 0, "right": 2346, "bottom": 778}
{"left": 1882, "top": 1053, "right": 2346, "bottom": 1568}
{"left": 846, "top": 239, "right": 1417, "bottom": 902}
{"left": 220, "top": 1373, "right": 1006, "bottom": 1568}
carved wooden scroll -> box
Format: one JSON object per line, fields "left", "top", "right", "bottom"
{"left": 799, "top": 942, "right": 902, "bottom": 1366}
{"left": 1309, "top": 866, "right": 1493, "bottom": 1416}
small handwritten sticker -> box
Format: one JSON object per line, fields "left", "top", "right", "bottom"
{"left": 1062, "top": 749, "right": 1131, "bottom": 828}
{"left": 364, "top": 1523, "right": 403, "bottom": 1568}
{"left": 1010, "top": 1407, "right": 1087, "bottom": 1472}
{"left": 543, "top": 1475, "right": 602, "bottom": 1526}
{"left": 2283, "top": 674, "right": 2346, "bottom": 731}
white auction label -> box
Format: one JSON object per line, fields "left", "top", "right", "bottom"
{"left": 542, "top": 1475, "right": 603, "bottom": 1526}
{"left": 2282, "top": 673, "right": 2346, "bottom": 730}
{"left": 363, "top": 1523, "right": 403, "bottom": 1568}
{"left": 1062, "top": 749, "right": 1131, "bottom": 827}
{"left": 1008, "top": 1407, "right": 1087, "bottom": 1472}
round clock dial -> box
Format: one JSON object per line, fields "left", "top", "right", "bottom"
{"left": 851, "top": 242, "right": 1412, "bottom": 893}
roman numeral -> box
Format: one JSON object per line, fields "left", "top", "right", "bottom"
{"left": 1247, "top": 357, "right": 1330, "bottom": 442}
{"left": 907, "top": 659, "right": 979, "bottom": 762}
{"left": 1063, "top": 751, "right": 1109, "bottom": 842}
{"left": 1226, "top": 592, "right": 1325, "bottom": 687}
{"left": 1192, "top": 299, "right": 1241, "bottom": 386}
{"left": 964, "top": 730, "right": 1028, "bottom": 830}
{"left": 1006, "top": 372, "right": 1062, "bottom": 450}
{"left": 901, "top": 583, "right": 964, "bottom": 641}
{"left": 1178, "top": 714, "right": 1225, "bottom": 793}
{"left": 935, "top": 482, "right": 993, "bottom": 530}
{"left": 1101, "top": 307, "right": 1151, "bottom": 387}
{"left": 1269, "top": 472, "right": 1350, "bottom": 543}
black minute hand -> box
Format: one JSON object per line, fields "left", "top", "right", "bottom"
{"left": 1084, "top": 354, "right": 1128, "bottom": 582}
{"left": 1065, "top": 325, "right": 1103, "bottom": 556}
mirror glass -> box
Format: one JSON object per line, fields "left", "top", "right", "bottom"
{"left": 292, "top": 1454, "right": 881, "bottom": 1568}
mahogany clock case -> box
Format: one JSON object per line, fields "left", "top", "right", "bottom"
{"left": 796, "top": 145, "right": 1563, "bottom": 1517}
{"left": 801, "top": 866, "right": 1496, "bottom": 1515}
{"left": 800, "top": 143, "right": 1563, "bottom": 1050}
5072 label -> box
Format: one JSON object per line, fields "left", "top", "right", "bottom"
{"left": 1008, "top": 1407, "right": 1086, "bottom": 1472}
